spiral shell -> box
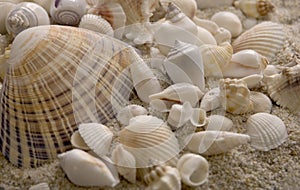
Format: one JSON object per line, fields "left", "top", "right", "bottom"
{"left": 50, "top": 0, "right": 87, "bottom": 26}
{"left": 0, "top": 2, "right": 16, "bottom": 34}
{"left": 160, "top": 0, "right": 197, "bottom": 19}
{"left": 0, "top": 25, "right": 158, "bottom": 167}
{"left": 79, "top": 14, "right": 114, "bottom": 36}
{"left": 234, "top": 0, "right": 275, "bottom": 18}
{"left": 5, "top": 2, "right": 50, "bottom": 37}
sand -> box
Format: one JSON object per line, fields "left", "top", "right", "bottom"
{"left": 1, "top": 0, "right": 300, "bottom": 189}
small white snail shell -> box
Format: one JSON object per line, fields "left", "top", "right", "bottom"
{"left": 50, "top": 0, "right": 87, "bottom": 26}
{"left": 0, "top": 2, "right": 16, "bottom": 34}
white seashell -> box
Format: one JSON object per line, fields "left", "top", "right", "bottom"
{"left": 117, "top": 104, "right": 148, "bottom": 126}
{"left": 200, "top": 87, "right": 221, "bottom": 112}
{"left": 167, "top": 102, "right": 194, "bottom": 129}
{"left": 164, "top": 40, "right": 205, "bottom": 91}
{"left": 78, "top": 123, "right": 113, "bottom": 157}
{"left": 144, "top": 165, "right": 181, "bottom": 190}
{"left": 219, "top": 78, "right": 253, "bottom": 114}
{"left": 111, "top": 144, "right": 136, "bottom": 184}
{"left": 177, "top": 153, "right": 209, "bottom": 186}
{"left": 196, "top": 26, "right": 217, "bottom": 45}
{"left": 213, "top": 27, "right": 232, "bottom": 45}
{"left": 79, "top": 14, "right": 114, "bottom": 36}
{"left": 0, "top": 2, "right": 16, "bottom": 34}
{"left": 249, "top": 91, "right": 272, "bottom": 113}
{"left": 211, "top": 11, "right": 242, "bottom": 38}
{"left": 232, "top": 22, "right": 285, "bottom": 59}
{"left": 31, "top": 0, "right": 51, "bottom": 14}
{"left": 246, "top": 113, "right": 288, "bottom": 151}
{"left": 58, "top": 149, "right": 120, "bottom": 187}
{"left": 160, "top": 0, "right": 197, "bottom": 19}
{"left": 123, "top": 22, "right": 154, "bottom": 45}
{"left": 149, "top": 83, "right": 204, "bottom": 107}
{"left": 193, "top": 17, "right": 218, "bottom": 34}
{"left": 50, "top": 0, "right": 87, "bottom": 26}
{"left": 240, "top": 74, "right": 263, "bottom": 88}
{"left": 200, "top": 42, "right": 233, "bottom": 77}
{"left": 205, "top": 115, "right": 233, "bottom": 131}
{"left": 130, "top": 60, "right": 162, "bottom": 103}
{"left": 196, "top": 0, "right": 234, "bottom": 9}
{"left": 5, "top": 2, "right": 50, "bottom": 37}
{"left": 185, "top": 131, "right": 250, "bottom": 155}
{"left": 191, "top": 108, "right": 207, "bottom": 127}
{"left": 222, "top": 49, "right": 269, "bottom": 78}
{"left": 119, "top": 115, "right": 180, "bottom": 168}
{"left": 263, "top": 64, "right": 283, "bottom": 79}
{"left": 29, "top": 182, "right": 50, "bottom": 190}
{"left": 70, "top": 130, "right": 90, "bottom": 151}
{"left": 149, "top": 99, "right": 175, "bottom": 112}
{"left": 234, "top": 0, "right": 275, "bottom": 18}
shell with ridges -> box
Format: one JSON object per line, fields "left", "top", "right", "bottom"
{"left": 79, "top": 14, "right": 114, "bottom": 36}
{"left": 70, "top": 131, "right": 90, "bottom": 151}
{"left": 117, "top": 104, "right": 148, "bottom": 126}
{"left": 232, "top": 22, "right": 285, "bottom": 59}
{"left": 234, "top": 0, "right": 275, "bottom": 18}
{"left": 160, "top": 0, "right": 197, "bottom": 19}
{"left": 0, "top": 2, "right": 16, "bottom": 34}
{"left": 0, "top": 25, "right": 157, "bottom": 167}
{"left": 177, "top": 153, "right": 209, "bottom": 186}
{"left": 249, "top": 91, "right": 272, "bottom": 113}
{"left": 246, "top": 113, "right": 288, "bottom": 151}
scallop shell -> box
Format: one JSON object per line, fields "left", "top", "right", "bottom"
{"left": 199, "top": 87, "right": 221, "bottom": 112}
{"left": 200, "top": 42, "right": 233, "bottom": 77}
{"left": 70, "top": 131, "right": 90, "bottom": 151}
{"left": 249, "top": 91, "right": 272, "bottom": 113}
{"left": 119, "top": 115, "right": 180, "bottom": 168}
{"left": 160, "top": 0, "right": 197, "bottom": 19}
{"left": 29, "top": 183, "right": 50, "bottom": 190}
{"left": 6, "top": 2, "right": 50, "bottom": 37}
{"left": 117, "top": 104, "right": 148, "bottom": 126}
{"left": 0, "top": 25, "right": 158, "bottom": 167}
{"left": 0, "top": 2, "right": 16, "bottom": 34}
{"left": 185, "top": 131, "right": 250, "bottom": 155}
{"left": 205, "top": 115, "right": 233, "bottom": 131}
{"left": 50, "top": 0, "right": 87, "bottom": 26}
{"left": 79, "top": 14, "right": 114, "bottom": 36}
{"left": 232, "top": 22, "right": 285, "bottom": 59}
{"left": 265, "top": 64, "right": 300, "bottom": 113}
{"left": 211, "top": 11, "right": 242, "bottom": 38}
{"left": 164, "top": 40, "right": 205, "bottom": 91}
{"left": 246, "top": 113, "right": 288, "bottom": 151}
{"left": 219, "top": 78, "right": 253, "bottom": 114}
{"left": 177, "top": 153, "right": 209, "bottom": 186}
{"left": 234, "top": 0, "right": 275, "bottom": 18}
{"left": 58, "top": 149, "right": 120, "bottom": 187}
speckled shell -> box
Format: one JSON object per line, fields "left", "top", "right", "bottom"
{"left": 232, "top": 22, "right": 285, "bottom": 59}
{"left": 234, "top": 0, "right": 275, "bottom": 18}
{"left": 0, "top": 25, "right": 156, "bottom": 167}
{"left": 79, "top": 14, "right": 114, "bottom": 36}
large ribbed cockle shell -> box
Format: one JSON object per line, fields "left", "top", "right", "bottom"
{"left": 0, "top": 25, "right": 160, "bottom": 168}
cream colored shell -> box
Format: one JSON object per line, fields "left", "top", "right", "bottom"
{"left": 117, "top": 104, "right": 148, "bottom": 126}
{"left": 160, "top": 0, "right": 197, "bottom": 19}
{"left": 79, "top": 14, "right": 114, "bottom": 36}
{"left": 0, "top": 2, "right": 16, "bottom": 34}
{"left": 234, "top": 0, "right": 275, "bottom": 18}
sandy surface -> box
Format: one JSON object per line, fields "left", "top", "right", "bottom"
{"left": 1, "top": 0, "right": 300, "bottom": 189}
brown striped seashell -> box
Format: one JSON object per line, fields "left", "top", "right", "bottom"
{"left": 234, "top": 0, "right": 275, "bottom": 18}
{"left": 0, "top": 25, "right": 160, "bottom": 167}
{"left": 232, "top": 22, "right": 285, "bottom": 59}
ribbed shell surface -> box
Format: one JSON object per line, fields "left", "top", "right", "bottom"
{"left": 0, "top": 25, "right": 142, "bottom": 167}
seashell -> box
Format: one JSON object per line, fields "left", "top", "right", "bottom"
{"left": 0, "top": 25, "right": 159, "bottom": 167}
{"left": 191, "top": 108, "right": 207, "bottom": 127}
{"left": 213, "top": 27, "right": 232, "bottom": 45}
{"left": 200, "top": 42, "right": 233, "bottom": 77}
{"left": 242, "top": 18, "right": 258, "bottom": 30}
{"left": 5, "top": 2, "right": 50, "bottom": 37}
{"left": 160, "top": 0, "right": 197, "bottom": 19}
{"left": 111, "top": 144, "right": 136, "bottom": 184}
{"left": 29, "top": 182, "right": 50, "bottom": 190}
{"left": 196, "top": 26, "right": 217, "bottom": 45}
{"left": 149, "top": 83, "right": 204, "bottom": 108}
{"left": 205, "top": 115, "right": 233, "bottom": 131}
{"left": 79, "top": 14, "right": 114, "bottom": 36}
{"left": 50, "top": 0, "right": 87, "bottom": 26}
{"left": 265, "top": 64, "right": 300, "bottom": 113}
{"left": 144, "top": 165, "right": 181, "bottom": 190}
{"left": 117, "top": 104, "right": 148, "bottom": 126}
{"left": 31, "top": 0, "right": 51, "bottom": 14}
{"left": 211, "top": 11, "right": 242, "bottom": 38}
{"left": 200, "top": 87, "right": 221, "bottom": 112}
{"left": 246, "top": 113, "right": 288, "bottom": 151}
{"left": 164, "top": 40, "right": 205, "bottom": 91}
{"left": 234, "top": 0, "right": 275, "bottom": 18}
{"left": 232, "top": 22, "right": 285, "bottom": 59}
{"left": 78, "top": 123, "right": 113, "bottom": 157}
{"left": 249, "top": 91, "right": 272, "bottom": 113}
{"left": 196, "top": 0, "right": 234, "bottom": 9}
{"left": 0, "top": 2, "right": 16, "bottom": 34}
{"left": 219, "top": 78, "right": 253, "bottom": 114}
{"left": 58, "top": 149, "right": 120, "bottom": 187}
{"left": 70, "top": 131, "right": 90, "bottom": 150}
{"left": 123, "top": 22, "right": 155, "bottom": 45}
{"left": 176, "top": 153, "right": 209, "bottom": 186}
{"left": 240, "top": 74, "right": 263, "bottom": 88}
{"left": 87, "top": 2, "right": 126, "bottom": 39}
{"left": 119, "top": 115, "right": 180, "bottom": 168}
{"left": 263, "top": 64, "right": 283, "bottom": 79}
{"left": 167, "top": 102, "right": 194, "bottom": 129}
{"left": 193, "top": 17, "right": 219, "bottom": 34}
{"left": 222, "top": 49, "right": 269, "bottom": 78}
{"left": 185, "top": 131, "right": 250, "bottom": 155}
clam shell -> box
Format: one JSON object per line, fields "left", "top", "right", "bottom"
{"left": 177, "top": 153, "right": 209, "bottom": 186}
{"left": 117, "top": 104, "right": 148, "bottom": 126}
{"left": 234, "top": 0, "right": 275, "bottom": 18}
{"left": 58, "top": 149, "right": 120, "bottom": 187}
{"left": 160, "top": 0, "right": 197, "bottom": 19}
{"left": 246, "top": 113, "right": 288, "bottom": 151}
{"left": 185, "top": 131, "right": 250, "bottom": 155}
{"left": 199, "top": 87, "right": 221, "bottom": 112}
{"left": 205, "top": 115, "right": 233, "bottom": 131}
{"left": 232, "top": 22, "right": 285, "bottom": 59}
{"left": 249, "top": 91, "right": 272, "bottom": 113}
{"left": 119, "top": 115, "right": 180, "bottom": 168}
{"left": 70, "top": 131, "right": 90, "bottom": 151}
{"left": 0, "top": 2, "right": 15, "bottom": 34}
{"left": 79, "top": 14, "right": 114, "bottom": 36}
{"left": 0, "top": 25, "right": 155, "bottom": 167}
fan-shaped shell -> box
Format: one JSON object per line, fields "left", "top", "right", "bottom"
{"left": 232, "top": 22, "right": 285, "bottom": 59}
{"left": 246, "top": 113, "right": 288, "bottom": 151}
{"left": 0, "top": 25, "right": 156, "bottom": 167}
{"left": 234, "top": 0, "right": 275, "bottom": 18}
{"left": 79, "top": 14, "right": 114, "bottom": 36}
{"left": 249, "top": 91, "right": 272, "bottom": 113}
